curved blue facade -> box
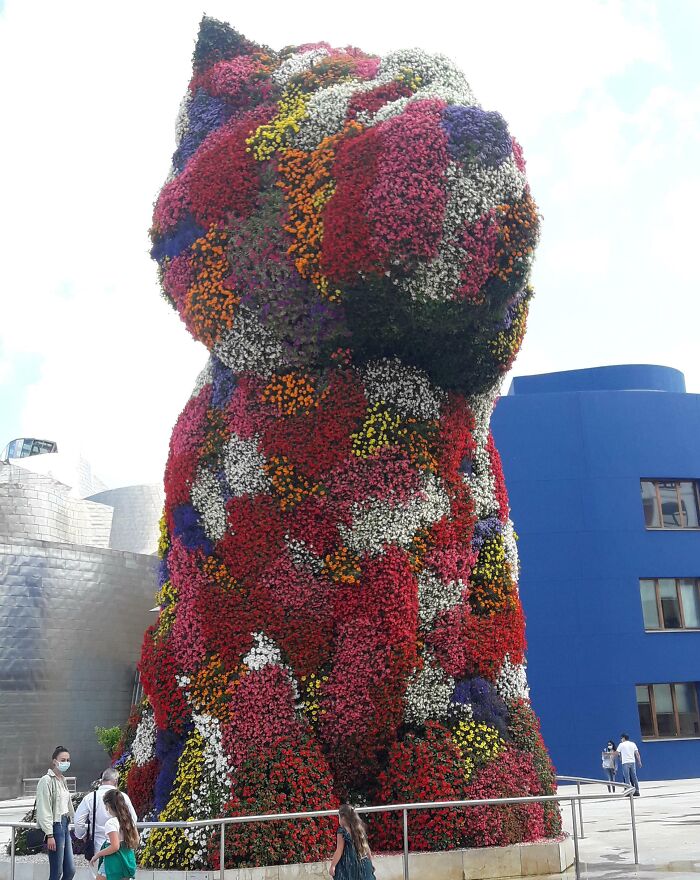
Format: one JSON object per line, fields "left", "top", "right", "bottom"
{"left": 492, "top": 364, "right": 700, "bottom": 781}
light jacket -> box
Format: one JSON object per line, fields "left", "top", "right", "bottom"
{"left": 36, "top": 769, "right": 75, "bottom": 836}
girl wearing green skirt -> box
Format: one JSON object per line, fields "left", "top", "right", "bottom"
{"left": 89, "top": 788, "right": 138, "bottom": 880}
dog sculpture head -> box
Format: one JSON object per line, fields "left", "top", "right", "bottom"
{"left": 150, "top": 17, "right": 539, "bottom": 393}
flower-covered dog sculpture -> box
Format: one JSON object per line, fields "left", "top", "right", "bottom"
{"left": 125, "top": 17, "right": 559, "bottom": 869}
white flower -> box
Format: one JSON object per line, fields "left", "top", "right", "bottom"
{"left": 285, "top": 536, "right": 324, "bottom": 575}
{"left": 190, "top": 466, "right": 227, "bottom": 541}
{"left": 465, "top": 445, "right": 498, "bottom": 519}
{"left": 189, "top": 360, "right": 214, "bottom": 401}
{"left": 222, "top": 434, "right": 271, "bottom": 498}
{"left": 243, "top": 632, "right": 283, "bottom": 671}
{"left": 502, "top": 519, "right": 519, "bottom": 581}
{"left": 362, "top": 359, "right": 445, "bottom": 420}
{"left": 273, "top": 48, "right": 329, "bottom": 86}
{"left": 418, "top": 570, "right": 465, "bottom": 629}
{"left": 214, "top": 306, "right": 286, "bottom": 376}
{"left": 404, "top": 652, "right": 454, "bottom": 725}
{"left": 131, "top": 710, "right": 156, "bottom": 767}
{"left": 469, "top": 385, "right": 500, "bottom": 447}
{"left": 496, "top": 654, "right": 530, "bottom": 703}
{"left": 292, "top": 79, "right": 363, "bottom": 150}
{"left": 339, "top": 474, "right": 450, "bottom": 556}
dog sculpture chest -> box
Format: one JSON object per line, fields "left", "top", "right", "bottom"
{"left": 128, "top": 17, "right": 559, "bottom": 869}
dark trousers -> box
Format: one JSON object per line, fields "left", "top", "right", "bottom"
{"left": 605, "top": 766, "right": 617, "bottom": 792}
{"left": 48, "top": 815, "right": 75, "bottom": 880}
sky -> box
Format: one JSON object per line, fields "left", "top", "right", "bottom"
{"left": 0, "top": 0, "right": 698, "bottom": 488}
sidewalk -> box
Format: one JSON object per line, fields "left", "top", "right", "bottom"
{"left": 547, "top": 778, "right": 700, "bottom": 879}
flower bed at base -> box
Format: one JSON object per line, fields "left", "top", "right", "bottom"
{"left": 118, "top": 14, "right": 560, "bottom": 871}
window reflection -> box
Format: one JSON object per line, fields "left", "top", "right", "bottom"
{"left": 640, "top": 479, "right": 700, "bottom": 529}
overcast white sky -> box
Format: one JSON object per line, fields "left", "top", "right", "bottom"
{"left": 1, "top": 0, "right": 698, "bottom": 488}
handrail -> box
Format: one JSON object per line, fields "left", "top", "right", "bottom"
{"left": 1, "top": 774, "right": 638, "bottom": 880}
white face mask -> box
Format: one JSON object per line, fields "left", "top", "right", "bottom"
{"left": 57, "top": 761, "right": 71, "bottom": 773}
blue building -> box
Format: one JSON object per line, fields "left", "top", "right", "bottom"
{"left": 491, "top": 364, "right": 700, "bottom": 782}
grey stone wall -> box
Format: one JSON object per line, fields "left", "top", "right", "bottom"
{"left": 0, "top": 536, "right": 157, "bottom": 797}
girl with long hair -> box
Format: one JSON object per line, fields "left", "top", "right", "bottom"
{"left": 329, "top": 804, "right": 376, "bottom": 880}
{"left": 89, "top": 788, "right": 139, "bottom": 880}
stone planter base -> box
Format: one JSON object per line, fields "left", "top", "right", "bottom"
{"left": 0, "top": 837, "right": 574, "bottom": 880}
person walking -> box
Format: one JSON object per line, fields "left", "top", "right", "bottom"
{"left": 329, "top": 804, "right": 376, "bottom": 880}
{"left": 601, "top": 740, "right": 618, "bottom": 792}
{"left": 74, "top": 768, "right": 137, "bottom": 858}
{"left": 617, "top": 733, "right": 642, "bottom": 796}
{"left": 36, "top": 746, "right": 75, "bottom": 880}
{"left": 89, "top": 788, "right": 139, "bottom": 880}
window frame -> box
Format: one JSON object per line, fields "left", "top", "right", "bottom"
{"left": 639, "top": 578, "right": 700, "bottom": 631}
{"left": 636, "top": 682, "right": 700, "bottom": 740}
{"left": 641, "top": 479, "right": 700, "bottom": 530}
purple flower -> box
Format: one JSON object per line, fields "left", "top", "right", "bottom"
{"left": 150, "top": 215, "right": 204, "bottom": 262}
{"left": 211, "top": 356, "right": 237, "bottom": 408}
{"left": 172, "top": 89, "right": 232, "bottom": 171}
{"left": 471, "top": 515, "right": 504, "bottom": 551}
{"left": 442, "top": 106, "right": 512, "bottom": 166}
{"left": 452, "top": 677, "right": 509, "bottom": 736}
{"left": 154, "top": 729, "right": 187, "bottom": 812}
{"left": 172, "top": 504, "right": 213, "bottom": 555}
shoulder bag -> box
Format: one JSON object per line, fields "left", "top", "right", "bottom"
{"left": 82, "top": 791, "right": 98, "bottom": 860}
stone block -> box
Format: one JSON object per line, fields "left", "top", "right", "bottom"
{"left": 520, "top": 841, "right": 560, "bottom": 876}
{"left": 278, "top": 861, "right": 327, "bottom": 880}
{"left": 558, "top": 836, "right": 575, "bottom": 871}
{"left": 135, "top": 871, "right": 155, "bottom": 880}
{"left": 409, "top": 849, "right": 463, "bottom": 880}
{"left": 187, "top": 872, "right": 216, "bottom": 880}
{"left": 372, "top": 853, "right": 403, "bottom": 880}
{"left": 225, "top": 867, "right": 281, "bottom": 880}
{"left": 463, "top": 844, "right": 521, "bottom": 879}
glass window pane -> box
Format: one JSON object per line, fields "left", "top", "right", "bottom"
{"left": 641, "top": 481, "right": 660, "bottom": 528}
{"left": 680, "top": 580, "right": 700, "bottom": 628}
{"left": 659, "top": 579, "right": 682, "bottom": 629}
{"left": 640, "top": 580, "right": 660, "bottom": 629}
{"left": 679, "top": 482, "right": 700, "bottom": 528}
{"left": 674, "top": 684, "right": 700, "bottom": 737}
{"left": 636, "top": 685, "right": 654, "bottom": 738}
{"left": 658, "top": 482, "right": 682, "bottom": 528}
{"left": 653, "top": 683, "right": 677, "bottom": 736}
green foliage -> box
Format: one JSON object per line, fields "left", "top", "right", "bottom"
{"left": 95, "top": 725, "right": 123, "bottom": 758}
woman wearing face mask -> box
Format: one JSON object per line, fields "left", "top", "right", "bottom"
{"left": 36, "top": 746, "right": 75, "bottom": 880}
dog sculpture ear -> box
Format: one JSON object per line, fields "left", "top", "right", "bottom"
{"left": 192, "top": 16, "right": 261, "bottom": 74}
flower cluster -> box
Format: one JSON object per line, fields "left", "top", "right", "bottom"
{"left": 131, "top": 14, "right": 559, "bottom": 870}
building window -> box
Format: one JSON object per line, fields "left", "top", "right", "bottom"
{"left": 640, "top": 578, "right": 700, "bottom": 630}
{"left": 636, "top": 683, "right": 700, "bottom": 739}
{"left": 641, "top": 479, "right": 700, "bottom": 529}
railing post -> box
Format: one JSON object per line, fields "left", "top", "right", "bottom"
{"left": 10, "top": 826, "right": 15, "bottom": 880}
{"left": 570, "top": 800, "right": 580, "bottom": 880}
{"left": 219, "top": 822, "right": 225, "bottom": 880}
{"left": 629, "top": 792, "right": 639, "bottom": 865}
{"left": 576, "top": 780, "right": 585, "bottom": 838}
{"left": 402, "top": 809, "right": 409, "bottom": 880}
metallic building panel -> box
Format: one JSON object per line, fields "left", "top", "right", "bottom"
{"left": 0, "top": 536, "right": 157, "bottom": 797}
{"left": 87, "top": 485, "right": 164, "bottom": 555}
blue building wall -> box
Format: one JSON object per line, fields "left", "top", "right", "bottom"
{"left": 491, "top": 365, "right": 700, "bottom": 782}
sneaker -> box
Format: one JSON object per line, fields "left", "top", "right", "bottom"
{"left": 633, "top": 792, "right": 640, "bottom": 797}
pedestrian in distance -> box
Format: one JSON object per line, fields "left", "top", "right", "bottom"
{"left": 74, "top": 768, "right": 137, "bottom": 859}
{"left": 601, "top": 739, "right": 618, "bottom": 792}
{"left": 36, "top": 745, "right": 75, "bottom": 880}
{"left": 89, "top": 788, "right": 139, "bottom": 880}
{"left": 617, "top": 733, "right": 642, "bottom": 796}
{"left": 329, "top": 804, "right": 376, "bottom": 880}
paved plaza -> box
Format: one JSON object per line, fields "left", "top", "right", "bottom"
{"left": 1, "top": 780, "right": 699, "bottom": 878}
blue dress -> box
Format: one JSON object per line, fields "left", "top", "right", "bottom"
{"left": 335, "top": 827, "right": 376, "bottom": 880}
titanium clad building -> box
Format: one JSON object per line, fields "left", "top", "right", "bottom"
{"left": 0, "top": 458, "right": 162, "bottom": 796}
{"left": 491, "top": 365, "right": 700, "bottom": 781}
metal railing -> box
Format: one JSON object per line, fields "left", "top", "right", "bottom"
{"left": 2, "top": 774, "right": 637, "bottom": 880}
